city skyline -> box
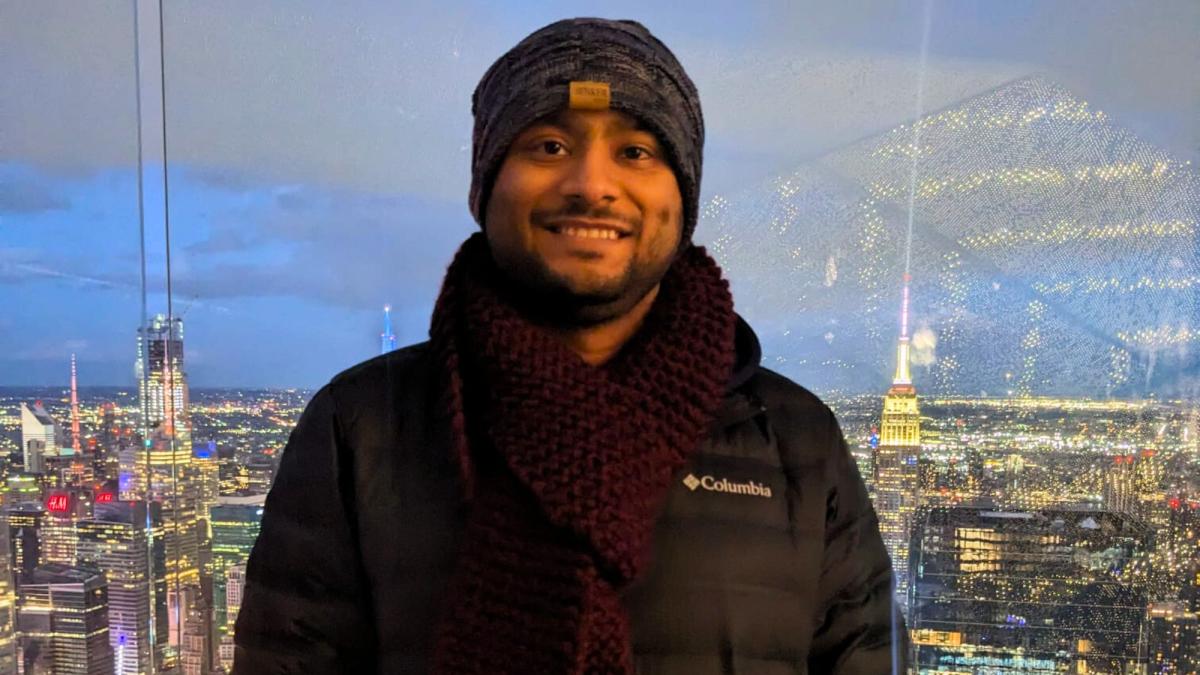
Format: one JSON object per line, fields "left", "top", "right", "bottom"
{"left": 0, "top": 4, "right": 1196, "bottom": 669}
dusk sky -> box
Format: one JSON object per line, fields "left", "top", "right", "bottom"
{"left": 3, "top": 0, "right": 1198, "bottom": 388}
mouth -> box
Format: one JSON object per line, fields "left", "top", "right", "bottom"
{"left": 541, "top": 219, "right": 633, "bottom": 241}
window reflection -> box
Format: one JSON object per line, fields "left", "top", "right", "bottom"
{"left": 1, "top": 2, "right": 1197, "bottom": 673}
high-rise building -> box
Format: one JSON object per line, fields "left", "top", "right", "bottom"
{"left": 20, "top": 401, "right": 59, "bottom": 475}
{"left": 76, "top": 500, "right": 167, "bottom": 675}
{"left": 180, "top": 591, "right": 217, "bottom": 675}
{"left": 210, "top": 496, "right": 264, "bottom": 638}
{"left": 874, "top": 275, "right": 921, "bottom": 615}
{"left": 4, "top": 475, "right": 41, "bottom": 505}
{"left": 16, "top": 564, "right": 114, "bottom": 675}
{"left": 1104, "top": 454, "right": 1138, "bottom": 515}
{"left": 193, "top": 442, "right": 220, "bottom": 525}
{"left": 244, "top": 455, "right": 277, "bottom": 495}
{"left": 70, "top": 353, "right": 83, "bottom": 455}
{"left": 217, "top": 563, "right": 246, "bottom": 670}
{"left": 129, "top": 314, "right": 203, "bottom": 652}
{"left": 1132, "top": 449, "right": 1167, "bottom": 525}
{"left": 42, "top": 491, "right": 78, "bottom": 566}
{"left": 909, "top": 506, "right": 1151, "bottom": 673}
{"left": 0, "top": 516, "right": 17, "bottom": 673}
{"left": 1164, "top": 497, "right": 1200, "bottom": 610}
{"left": 1148, "top": 601, "right": 1200, "bottom": 674}
{"left": 6, "top": 502, "right": 45, "bottom": 584}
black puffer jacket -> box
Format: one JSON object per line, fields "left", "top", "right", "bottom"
{"left": 233, "top": 316, "right": 908, "bottom": 674}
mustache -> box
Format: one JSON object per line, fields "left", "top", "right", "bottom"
{"left": 530, "top": 204, "right": 641, "bottom": 231}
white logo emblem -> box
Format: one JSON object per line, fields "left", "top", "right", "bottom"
{"left": 682, "top": 473, "right": 772, "bottom": 498}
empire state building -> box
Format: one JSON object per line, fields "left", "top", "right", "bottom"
{"left": 874, "top": 276, "right": 921, "bottom": 616}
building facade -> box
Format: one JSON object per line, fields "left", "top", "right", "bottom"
{"left": 76, "top": 500, "right": 167, "bottom": 675}
{"left": 874, "top": 278, "right": 921, "bottom": 615}
{"left": 16, "top": 564, "right": 114, "bottom": 675}
{"left": 909, "top": 506, "right": 1151, "bottom": 673}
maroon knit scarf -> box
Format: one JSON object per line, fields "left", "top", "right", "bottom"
{"left": 427, "top": 233, "right": 736, "bottom": 674}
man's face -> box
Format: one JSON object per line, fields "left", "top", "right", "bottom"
{"left": 484, "top": 108, "right": 683, "bottom": 326}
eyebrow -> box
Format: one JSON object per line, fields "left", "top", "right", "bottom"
{"left": 531, "top": 110, "right": 654, "bottom": 138}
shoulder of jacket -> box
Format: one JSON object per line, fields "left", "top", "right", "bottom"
{"left": 323, "top": 341, "right": 434, "bottom": 414}
{"left": 740, "top": 366, "right": 843, "bottom": 466}
{"left": 747, "top": 366, "right": 835, "bottom": 423}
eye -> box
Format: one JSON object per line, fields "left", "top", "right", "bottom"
{"left": 622, "top": 146, "right": 653, "bottom": 160}
{"left": 537, "top": 140, "right": 566, "bottom": 156}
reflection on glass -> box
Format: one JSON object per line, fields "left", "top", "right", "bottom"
{"left": 1, "top": 1, "right": 1197, "bottom": 673}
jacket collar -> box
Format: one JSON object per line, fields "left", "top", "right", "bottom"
{"left": 726, "top": 314, "right": 762, "bottom": 393}
{"left": 710, "top": 315, "right": 767, "bottom": 430}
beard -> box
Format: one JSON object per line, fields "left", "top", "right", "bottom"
{"left": 490, "top": 243, "right": 676, "bottom": 329}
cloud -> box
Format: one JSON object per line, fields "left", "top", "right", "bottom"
{"left": 3, "top": 1, "right": 1195, "bottom": 206}
{"left": 0, "top": 177, "right": 69, "bottom": 214}
{"left": 13, "top": 338, "right": 91, "bottom": 361}
{"left": 170, "top": 183, "right": 474, "bottom": 309}
{"left": 183, "top": 226, "right": 256, "bottom": 255}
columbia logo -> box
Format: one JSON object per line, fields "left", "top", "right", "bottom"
{"left": 682, "top": 473, "right": 773, "bottom": 498}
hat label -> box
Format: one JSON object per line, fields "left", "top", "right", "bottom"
{"left": 569, "top": 81, "right": 611, "bottom": 110}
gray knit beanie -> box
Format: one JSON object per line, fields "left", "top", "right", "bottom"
{"left": 469, "top": 18, "right": 705, "bottom": 246}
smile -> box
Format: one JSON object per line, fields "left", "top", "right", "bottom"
{"left": 547, "top": 226, "right": 625, "bottom": 240}
{"left": 542, "top": 218, "right": 633, "bottom": 241}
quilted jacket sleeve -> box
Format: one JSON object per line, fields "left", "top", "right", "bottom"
{"left": 232, "top": 384, "right": 376, "bottom": 674}
{"left": 808, "top": 409, "right": 911, "bottom": 674}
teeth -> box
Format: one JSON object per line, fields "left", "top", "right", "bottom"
{"left": 562, "top": 227, "right": 619, "bottom": 240}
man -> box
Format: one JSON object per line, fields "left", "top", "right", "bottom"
{"left": 234, "top": 17, "right": 907, "bottom": 675}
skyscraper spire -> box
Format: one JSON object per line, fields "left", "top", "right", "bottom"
{"left": 70, "top": 353, "right": 82, "bottom": 453}
{"left": 893, "top": 273, "right": 913, "bottom": 386}
{"left": 875, "top": 271, "right": 922, "bottom": 617}
{"left": 380, "top": 304, "right": 398, "bottom": 355}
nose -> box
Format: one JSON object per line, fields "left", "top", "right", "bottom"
{"left": 558, "top": 140, "right": 619, "bottom": 209}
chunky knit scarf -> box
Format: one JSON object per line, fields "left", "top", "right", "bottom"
{"left": 427, "top": 233, "right": 736, "bottom": 674}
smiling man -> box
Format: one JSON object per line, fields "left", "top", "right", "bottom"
{"left": 234, "top": 17, "right": 907, "bottom": 674}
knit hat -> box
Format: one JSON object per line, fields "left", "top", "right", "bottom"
{"left": 469, "top": 18, "right": 705, "bottom": 246}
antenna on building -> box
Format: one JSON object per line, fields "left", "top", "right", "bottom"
{"left": 70, "top": 353, "right": 82, "bottom": 453}
{"left": 381, "top": 304, "right": 398, "bottom": 355}
{"left": 892, "top": 273, "right": 913, "bottom": 386}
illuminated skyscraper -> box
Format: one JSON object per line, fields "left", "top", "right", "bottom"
{"left": 42, "top": 492, "right": 78, "bottom": 566}
{"left": 1132, "top": 449, "right": 1166, "bottom": 526}
{"left": 210, "top": 496, "right": 264, "bottom": 639}
{"left": 1147, "top": 496, "right": 1200, "bottom": 672}
{"left": 1164, "top": 497, "right": 1200, "bottom": 609}
{"left": 16, "top": 564, "right": 114, "bottom": 675}
{"left": 381, "top": 303, "right": 398, "bottom": 354}
{"left": 70, "top": 353, "right": 83, "bottom": 454}
{"left": 129, "top": 314, "right": 203, "bottom": 654}
{"left": 217, "top": 563, "right": 246, "bottom": 670}
{"left": 1104, "top": 454, "right": 1137, "bottom": 515}
{"left": 6, "top": 503, "right": 44, "bottom": 584}
{"left": 909, "top": 507, "right": 1150, "bottom": 673}
{"left": 20, "top": 401, "right": 59, "bottom": 474}
{"left": 76, "top": 500, "right": 167, "bottom": 675}
{"left": 1148, "top": 602, "right": 1199, "bottom": 674}
{"left": 874, "top": 274, "right": 921, "bottom": 614}
{"left": 0, "top": 517, "right": 16, "bottom": 673}
{"left": 193, "top": 441, "right": 220, "bottom": 526}
{"left": 4, "top": 476, "right": 41, "bottom": 505}
{"left": 180, "top": 594, "right": 217, "bottom": 675}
